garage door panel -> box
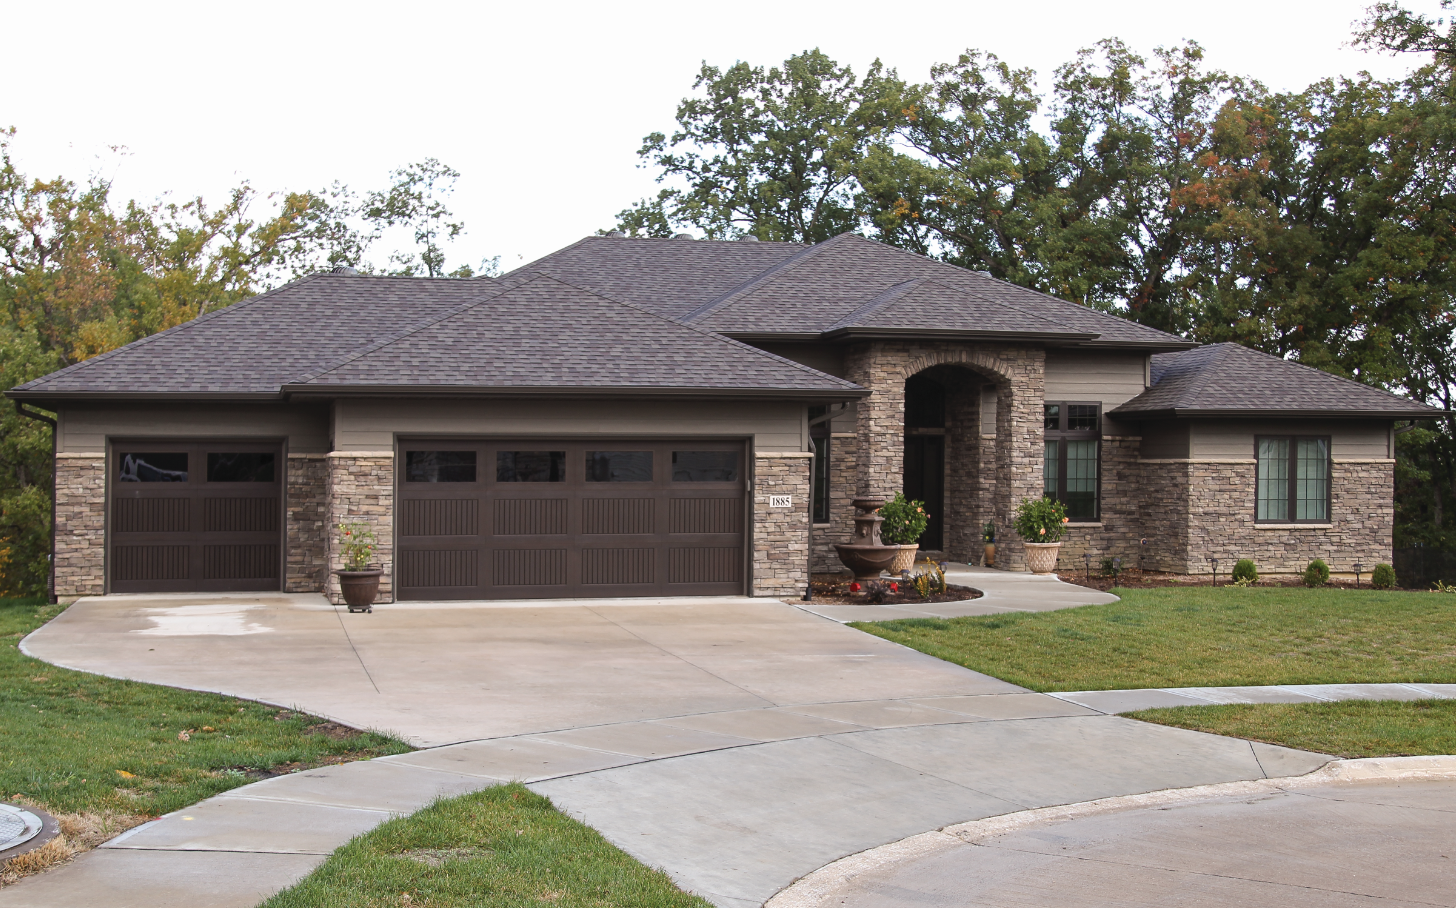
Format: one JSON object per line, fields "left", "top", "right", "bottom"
{"left": 109, "top": 441, "right": 283, "bottom": 594}
{"left": 401, "top": 550, "right": 479, "bottom": 588}
{"left": 399, "top": 438, "right": 746, "bottom": 600}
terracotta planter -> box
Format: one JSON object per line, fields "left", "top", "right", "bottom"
{"left": 1023, "top": 542, "right": 1062, "bottom": 575}
{"left": 983, "top": 543, "right": 995, "bottom": 567}
{"left": 335, "top": 569, "right": 382, "bottom": 613}
{"left": 890, "top": 544, "right": 919, "bottom": 574}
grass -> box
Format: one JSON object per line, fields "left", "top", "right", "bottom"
{"left": 1128, "top": 699, "right": 1456, "bottom": 758}
{"left": 261, "top": 783, "right": 712, "bottom": 908}
{"left": 0, "top": 596, "right": 410, "bottom": 818}
{"left": 850, "top": 586, "right": 1456, "bottom": 691}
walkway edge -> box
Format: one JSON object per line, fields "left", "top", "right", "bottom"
{"left": 763, "top": 754, "right": 1456, "bottom": 908}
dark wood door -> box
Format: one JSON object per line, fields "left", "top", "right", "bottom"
{"left": 903, "top": 433, "right": 945, "bottom": 551}
{"left": 109, "top": 440, "right": 283, "bottom": 593}
{"left": 397, "top": 439, "right": 747, "bottom": 600}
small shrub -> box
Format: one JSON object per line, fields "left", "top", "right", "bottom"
{"left": 1303, "top": 558, "right": 1330, "bottom": 588}
{"left": 1014, "top": 496, "right": 1068, "bottom": 543}
{"left": 880, "top": 493, "right": 929, "bottom": 545}
{"left": 1232, "top": 558, "right": 1258, "bottom": 583}
{"left": 913, "top": 564, "right": 947, "bottom": 598}
{"left": 1370, "top": 563, "right": 1396, "bottom": 590}
{"left": 1099, "top": 557, "right": 1122, "bottom": 580}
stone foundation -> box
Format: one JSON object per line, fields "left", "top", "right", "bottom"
{"left": 1058, "top": 436, "right": 1145, "bottom": 570}
{"left": 286, "top": 453, "right": 329, "bottom": 592}
{"left": 326, "top": 452, "right": 395, "bottom": 604}
{"left": 54, "top": 454, "right": 106, "bottom": 598}
{"left": 811, "top": 436, "right": 858, "bottom": 573}
{"left": 753, "top": 452, "right": 811, "bottom": 596}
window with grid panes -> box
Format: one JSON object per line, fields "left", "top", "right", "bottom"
{"left": 1043, "top": 402, "right": 1101, "bottom": 521}
{"left": 1256, "top": 436, "right": 1330, "bottom": 522}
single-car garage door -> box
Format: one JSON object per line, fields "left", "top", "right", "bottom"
{"left": 397, "top": 438, "right": 746, "bottom": 600}
{"left": 109, "top": 440, "right": 283, "bottom": 593}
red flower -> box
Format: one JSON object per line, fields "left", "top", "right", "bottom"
{"left": 849, "top": 582, "right": 861, "bottom": 592}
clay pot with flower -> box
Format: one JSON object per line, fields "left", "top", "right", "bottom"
{"left": 880, "top": 493, "right": 930, "bottom": 574}
{"left": 334, "top": 522, "right": 382, "bottom": 612}
{"left": 1013, "top": 496, "right": 1070, "bottom": 575}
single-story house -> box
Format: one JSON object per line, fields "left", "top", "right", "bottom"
{"left": 8, "top": 232, "right": 1435, "bottom": 602}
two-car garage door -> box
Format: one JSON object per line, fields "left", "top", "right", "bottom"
{"left": 397, "top": 438, "right": 747, "bottom": 600}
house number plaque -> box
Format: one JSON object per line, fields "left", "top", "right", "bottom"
{"left": 769, "top": 495, "right": 792, "bottom": 508}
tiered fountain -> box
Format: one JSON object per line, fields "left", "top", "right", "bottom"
{"left": 833, "top": 498, "right": 900, "bottom": 580}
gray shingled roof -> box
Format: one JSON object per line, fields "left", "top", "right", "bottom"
{"left": 1110, "top": 343, "right": 1437, "bottom": 418}
{"left": 499, "top": 235, "right": 803, "bottom": 321}
{"left": 292, "top": 275, "right": 861, "bottom": 397}
{"left": 12, "top": 274, "right": 493, "bottom": 395}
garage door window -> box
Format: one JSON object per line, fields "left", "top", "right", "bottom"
{"left": 497, "top": 451, "right": 565, "bottom": 482}
{"left": 672, "top": 451, "right": 738, "bottom": 482}
{"left": 406, "top": 451, "right": 477, "bottom": 483}
{"left": 207, "top": 453, "right": 276, "bottom": 482}
{"left": 586, "top": 451, "right": 653, "bottom": 482}
{"left": 118, "top": 452, "right": 188, "bottom": 482}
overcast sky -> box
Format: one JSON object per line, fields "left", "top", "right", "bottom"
{"left": 4, "top": 0, "right": 1438, "bottom": 270}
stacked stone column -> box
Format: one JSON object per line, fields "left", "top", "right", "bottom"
{"left": 326, "top": 452, "right": 395, "bottom": 604}
{"left": 752, "top": 452, "right": 811, "bottom": 596}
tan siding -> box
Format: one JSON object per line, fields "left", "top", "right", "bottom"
{"left": 750, "top": 343, "right": 847, "bottom": 378}
{"left": 1139, "top": 422, "right": 1191, "bottom": 459}
{"left": 1190, "top": 419, "right": 1393, "bottom": 460}
{"left": 57, "top": 402, "right": 329, "bottom": 454}
{"left": 333, "top": 398, "right": 806, "bottom": 452}
{"left": 1045, "top": 352, "right": 1148, "bottom": 404}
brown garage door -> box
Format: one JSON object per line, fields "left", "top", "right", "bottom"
{"left": 397, "top": 439, "right": 746, "bottom": 600}
{"left": 109, "top": 440, "right": 283, "bottom": 593}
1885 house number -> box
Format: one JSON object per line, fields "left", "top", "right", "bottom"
{"left": 769, "top": 495, "right": 793, "bottom": 508}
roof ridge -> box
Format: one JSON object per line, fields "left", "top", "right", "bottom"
{"left": 17, "top": 273, "right": 328, "bottom": 391}
{"left": 826, "top": 279, "right": 924, "bottom": 331}
{"left": 679, "top": 234, "right": 855, "bottom": 324}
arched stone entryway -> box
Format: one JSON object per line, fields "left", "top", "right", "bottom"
{"left": 844, "top": 341, "right": 1046, "bottom": 571}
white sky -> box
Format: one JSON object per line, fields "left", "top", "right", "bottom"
{"left": 4, "top": 0, "right": 1437, "bottom": 271}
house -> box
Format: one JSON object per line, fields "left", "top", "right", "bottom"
{"left": 7, "top": 233, "right": 1435, "bottom": 602}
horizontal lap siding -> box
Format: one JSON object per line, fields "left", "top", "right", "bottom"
{"left": 1191, "top": 419, "right": 1393, "bottom": 460}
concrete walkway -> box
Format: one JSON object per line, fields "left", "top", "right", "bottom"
{"left": 796, "top": 563, "right": 1120, "bottom": 622}
{"left": 768, "top": 757, "right": 1456, "bottom": 907}
{"left": 0, "top": 573, "right": 1432, "bottom": 908}
{"left": 1050, "top": 681, "right": 1456, "bottom": 712}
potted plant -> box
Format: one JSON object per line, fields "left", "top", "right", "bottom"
{"left": 1014, "top": 496, "right": 1069, "bottom": 574}
{"left": 982, "top": 521, "right": 996, "bottom": 567}
{"left": 334, "top": 522, "right": 382, "bottom": 613}
{"left": 880, "top": 493, "right": 929, "bottom": 574}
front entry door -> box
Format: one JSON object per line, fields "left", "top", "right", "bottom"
{"left": 903, "top": 434, "right": 945, "bottom": 551}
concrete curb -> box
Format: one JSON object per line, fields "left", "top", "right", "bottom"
{"left": 764, "top": 754, "right": 1456, "bottom": 908}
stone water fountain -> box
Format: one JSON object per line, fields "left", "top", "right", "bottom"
{"left": 833, "top": 498, "right": 900, "bottom": 580}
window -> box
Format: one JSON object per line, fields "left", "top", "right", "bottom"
{"left": 810, "top": 406, "right": 831, "bottom": 523}
{"left": 1043, "top": 403, "right": 1100, "bottom": 521}
{"left": 406, "top": 451, "right": 477, "bottom": 483}
{"left": 672, "top": 451, "right": 738, "bottom": 482}
{"left": 496, "top": 451, "right": 565, "bottom": 482}
{"left": 206, "top": 453, "right": 276, "bottom": 482}
{"left": 1256, "top": 436, "right": 1330, "bottom": 522}
{"left": 586, "top": 451, "right": 653, "bottom": 482}
{"left": 117, "top": 452, "right": 188, "bottom": 482}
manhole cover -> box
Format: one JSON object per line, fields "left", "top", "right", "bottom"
{"left": 0, "top": 803, "right": 58, "bottom": 861}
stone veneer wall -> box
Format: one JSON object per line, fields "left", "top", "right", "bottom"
{"left": 54, "top": 453, "right": 106, "bottom": 598}
{"left": 811, "top": 436, "right": 858, "bottom": 573}
{"left": 1058, "top": 436, "right": 1145, "bottom": 570}
{"left": 1135, "top": 459, "right": 1393, "bottom": 575}
{"left": 286, "top": 453, "right": 329, "bottom": 592}
{"left": 753, "top": 452, "right": 811, "bottom": 596}
{"left": 326, "top": 452, "right": 395, "bottom": 604}
{"left": 845, "top": 341, "right": 1045, "bottom": 571}
{"left": 942, "top": 368, "right": 986, "bottom": 564}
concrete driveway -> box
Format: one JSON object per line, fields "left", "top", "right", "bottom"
{"left": 9, "top": 587, "right": 1334, "bottom": 907}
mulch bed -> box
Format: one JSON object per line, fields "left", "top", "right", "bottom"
{"left": 800, "top": 578, "right": 982, "bottom": 605}
{"left": 1063, "top": 570, "right": 1404, "bottom": 592}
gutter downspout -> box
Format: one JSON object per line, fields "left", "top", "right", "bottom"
{"left": 803, "top": 403, "right": 850, "bottom": 602}
{"left": 14, "top": 402, "right": 58, "bottom": 604}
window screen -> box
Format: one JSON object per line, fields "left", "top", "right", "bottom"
{"left": 118, "top": 452, "right": 188, "bottom": 482}
{"left": 497, "top": 451, "right": 565, "bottom": 482}
{"left": 406, "top": 451, "right": 477, "bottom": 483}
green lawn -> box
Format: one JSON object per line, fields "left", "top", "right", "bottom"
{"left": 851, "top": 586, "right": 1456, "bottom": 691}
{"left": 1128, "top": 700, "right": 1456, "bottom": 758}
{"left": 262, "top": 784, "right": 711, "bottom": 908}
{"left": 0, "top": 597, "right": 410, "bottom": 818}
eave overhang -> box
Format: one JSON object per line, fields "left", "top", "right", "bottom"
{"left": 1109, "top": 406, "right": 1437, "bottom": 420}
{"left": 7, "top": 385, "right": 871, "bottom": 404}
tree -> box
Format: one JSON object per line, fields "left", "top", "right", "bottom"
{"left": 617, "top": 50, "right": 896, "bottom": 242}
